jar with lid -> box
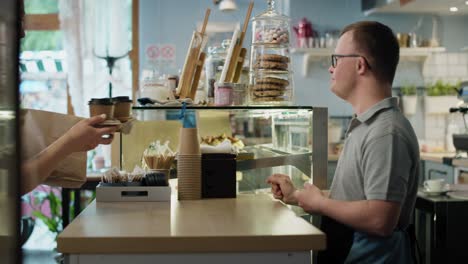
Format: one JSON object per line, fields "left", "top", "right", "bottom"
{"left": 249, "top": 0, "right": 294, "bottom": 105}
{"left": 139, "top": 70, "right": 174, "bottom": 102}
{"left": 252, "top": 1, "right": 290, "bottom": 46}
{"left": 213, "top": 82, "right": 247, "bottom": 106}
{"left": 205, "top": 39, "right": 231, "bottom": 104}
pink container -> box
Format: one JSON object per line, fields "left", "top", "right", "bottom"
{"left": 214, "top": 83, "right": 233, "bottom": 106}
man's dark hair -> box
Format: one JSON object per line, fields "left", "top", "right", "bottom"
{"left": 341, "top": 21, "right": 399, "bottom": 84}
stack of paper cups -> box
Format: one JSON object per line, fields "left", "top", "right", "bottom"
{"left": 177, "top": 128, "right": 201, "bottom": 200}
{"left": 177, "top": 154, "right": 201, "bottom": 200}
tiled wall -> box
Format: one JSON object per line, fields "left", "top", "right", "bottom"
{"left": 423, "top": 52, "right": 468, "bottom": 84}
{"left": 420, "top": 52, "right": 468, "bottom": 151}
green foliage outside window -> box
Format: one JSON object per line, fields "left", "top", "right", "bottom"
{"left": 25, "top": 0, "right": 59, "bottom": 14}
{"left": 21, "top": 31, "right": 63, "bottom": 51}
{"left": 21, "top": 0, "right": 62, "bottom": 51}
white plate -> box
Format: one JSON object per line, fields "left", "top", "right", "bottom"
{"left": 421, "top": 188, "right": 448, "bottom": 196}
{"left": 447, "top": 191, "right": 468, "bottom": 200}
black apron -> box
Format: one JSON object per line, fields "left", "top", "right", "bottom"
{"left": 317, "top": 215, "right": 354, "bottom": 264}
{"left": 317, "top": 216, "right": 419, "bottom": 264}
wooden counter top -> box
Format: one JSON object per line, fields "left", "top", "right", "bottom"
{"left": 58, "top": 194, "right": 325, "bottom": 254}
{"left": 420, "top": 152, "right": 454, "bottom": 163}
{"left": 452, "top": 158, "right": 468, "bottom": 168}
{"left": 328, "top": 154, "right": 340, "bottom": 161}
{"left": 330, "top": 152, "right": 456, "bottom": 163}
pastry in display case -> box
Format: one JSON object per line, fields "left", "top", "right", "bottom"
{"left": 249, "top": 0, "right": 293, "bottom": 105}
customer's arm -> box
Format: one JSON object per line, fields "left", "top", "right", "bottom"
{"left": 21, "top": 114, "right": 117, "bottom": 194}
{"left": 299, "top": 133, "right": 414, "bottom": 237}
{"left": 297, "top": 185, "right": 400, "bottom": 237}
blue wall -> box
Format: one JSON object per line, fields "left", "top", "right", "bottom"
{"left": 139, "top": 0, "right": 267, "bottom": 74}
{"left": 289, "top": 0, "right": 468, "bottom": 52}
{"left": 289, "top": 0, "right": 468, "bottom": 115}
{"left": 139, "top": 0, "right": 468, "bottom": 115}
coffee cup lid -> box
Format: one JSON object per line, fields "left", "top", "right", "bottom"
{"left": 88, "top": 98, "right": 115, "bottom": 105}
{"left": 112, "top": 96, "right": 132, "bottom": 103}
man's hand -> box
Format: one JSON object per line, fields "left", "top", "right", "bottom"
{"left": 63, "top": 114, "right": 118, "bottom": 153}
{"left": 296, "top": 182, "right": 326, "bottom": 214}
{"left": 266, "top": 174, "right": 299, "bottom": 205}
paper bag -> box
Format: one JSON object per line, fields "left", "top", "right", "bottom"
{"left": 21, "top": 109, "right": 87, "bottom": 189}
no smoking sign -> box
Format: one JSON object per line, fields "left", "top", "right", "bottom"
{"left": 145, "top": 44, "right": 176, "bottom": 62}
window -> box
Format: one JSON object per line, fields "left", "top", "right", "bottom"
{"left": 20, "top": 0, "right": 67, "bottom": 114}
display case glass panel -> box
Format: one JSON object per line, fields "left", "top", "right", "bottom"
{"left": 120, "top": 106, "right": 327, "bottom": 193}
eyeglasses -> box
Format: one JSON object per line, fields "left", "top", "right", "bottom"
{"left": 331, "top": 54, "right": 372, "bottom": 69}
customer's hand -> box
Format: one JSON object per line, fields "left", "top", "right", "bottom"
{"left": 62, "top": 114, "right": 118, "bottom": 153}
{"left": 296, "top": 182, "right": 326, "bottom": 214}
{"left": 266, "top": 173, "right": 299, "bottom": 205}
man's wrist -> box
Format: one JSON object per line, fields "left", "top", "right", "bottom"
{"left": 317, "top": 195, "right": 327, "bottom": 215}
{"left": 290, "top": 189, "right": 299, "bottom": 205}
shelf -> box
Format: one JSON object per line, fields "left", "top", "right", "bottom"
{"left": 362, "top": 0, "right": 468, "bottom": 16}
{"left": 251, "top": 42, "right": 290, "bottom": 48}
{"left": 400, "top": 47, "right": 446, "bottom": 56}
{"left": 237, "top": 144, "right": 312, "bottom": 176}
{"left": 291, "top": 47, "right": 447, "bottom": 76}
{"left": 133, "top": 105, "right": 315, "bottom": 110}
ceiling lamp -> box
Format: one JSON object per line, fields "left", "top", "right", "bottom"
{"left": 218, "top": 0, "right": 237, "bottom": 12}
{"left": 449, "top": 6, "right": 458, "bottom": 12}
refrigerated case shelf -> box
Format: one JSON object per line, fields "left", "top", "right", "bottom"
{"left": 237, "top": 144, "right": 312, "bottom": 176}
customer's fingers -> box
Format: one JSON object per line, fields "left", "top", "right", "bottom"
{"left": 97, "top": 125, "right": 118, "bottom": 135}
{"left": 271, "top": 183, "right": 280, "bottom": 193}
{"left": 273, "top": 193, "right": 283, "bottom": 200}
{"left": 87, "top": 114, "right": 106, "bottom": 125}
{"left": 266, "top": 173, "right": 286, "bottom": 184}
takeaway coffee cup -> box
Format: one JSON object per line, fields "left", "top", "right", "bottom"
{"left": 424, "top": 179, "right": 445, "bottom": 192}
{"left": 88, "top": 98, "right": 115, "bottom": 119}
{"left": 112, "top": 96, "right": 132, "bottom": 122}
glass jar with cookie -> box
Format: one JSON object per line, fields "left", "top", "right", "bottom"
{"left": 249, "top": 0, "right": 294, "bottom": 105}
{"left": 250, "top": 71, "right": 293, "bottom": 105}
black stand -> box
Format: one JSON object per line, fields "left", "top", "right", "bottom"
{"left": 95, "top": 51, "right": 128, "bottom": 98}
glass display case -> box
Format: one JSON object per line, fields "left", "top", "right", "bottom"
{"left": 118, "top": 106, "right": 328, "bottom": 192}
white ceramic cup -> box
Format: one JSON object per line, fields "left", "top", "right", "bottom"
{"left": 424, "top": 179, "right": 445, "bottom": 192}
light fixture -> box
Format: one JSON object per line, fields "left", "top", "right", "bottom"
{"left": 466, "top": 1, "right": 468, "bottom": 6}
{"left": 219, "top": 0, "right": 237, "bottom": 12}
{"left": 449, "top": 6, "right": 458, "bottom": 12}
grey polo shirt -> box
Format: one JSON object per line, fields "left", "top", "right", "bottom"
{"left": 329, "top": 97, "right": 420, "bottom": 229}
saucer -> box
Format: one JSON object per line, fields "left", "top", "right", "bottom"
{"left": 447, "top": 191, "right": 468, "bottom": 200}
{"left": 421, "top": 188, "right": 448, "bottom": 196}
